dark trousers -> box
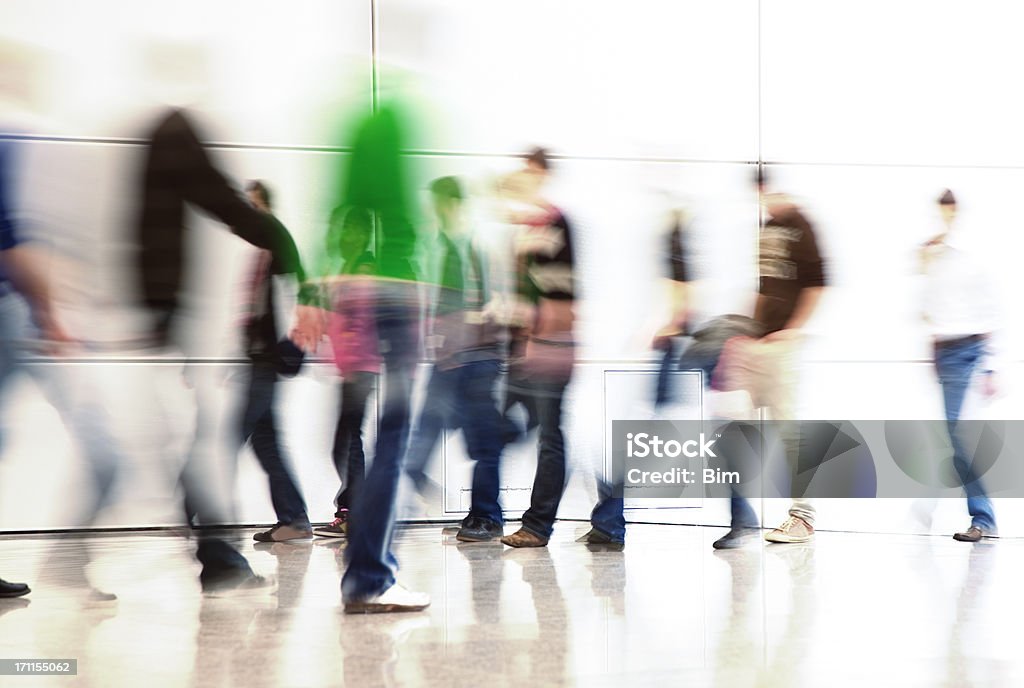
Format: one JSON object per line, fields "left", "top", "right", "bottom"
{"left": 405, "top": 358, "right": 505, "bottom": 524}
{"left": 341, "top": 291, "right": 420, "bottom": 601}
{"left": 241, "top": 360, "right": 309, "bottom": 528}
{"left": 518, "top": 377, "right": 571, "bottom": 540}
{"left": 503, "top": 375, "right": 540, "bottom": 440}
{"left": 332, "top": 371, "right": 376, "bottom": 516}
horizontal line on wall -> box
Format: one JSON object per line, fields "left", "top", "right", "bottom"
{"left": 0, "top": 133, "right": 750, "bottom": 164}
{"left": 6, "top": 133, "right": 1024, "bottom": 171}
{"left": 0, "top": 133, "right": 356, "bottom": 155}
{"left": 767, "top": 160, "right": 1024, "bottom": 172}
{"left": 403, "top": 150, "right": 755, "bottom": 166}
{"left": 14, "top": 357, "right": 1009, "bottom": 366}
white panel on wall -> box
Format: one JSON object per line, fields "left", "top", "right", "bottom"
{"left": 761, "top": 1, "right": 1024, "bottom": 166}
{"left": 761, "top": 164, "right": 1024, "bottom": 366}
{"left": 377, "top": 0, "right": 759, "bottom": 161}
{"left": 0, "top": 0, "right": 372, "bottom": 147}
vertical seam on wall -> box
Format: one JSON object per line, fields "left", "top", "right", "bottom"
{"left": 755, "top": 0, "right": 764, "bottom": 297}
{"left": 369, "top": 0, "right": 383, "bottom": 429}
{"left": 757, "top": 0, "right": 763, "bottom": 170}
{"left": 370, "top": 0, "right": 379, "bottom": 114}
{"left": 757, "top": 3, "right": 769, "bottom": 662}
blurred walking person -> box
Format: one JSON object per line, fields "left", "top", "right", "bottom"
{"left": 236, "top": 180, "right": 312, "bottom": 542}
{"left": 712, "top": 167, "right": 828, "bottom": 549}
{"left": 920, "top": 189, "right": 998, "bottom": 542}
{"left": 1, "top": 40, "right": 127, "bottom": 600}
{"left": 297, "top": 95, "right": 431, "bottom": 613}
{"left": 0, "top": 135, "right": 70, "bottom": 599}
{"left": 581, "top": 206, "right": 696, "bottom": 549}
{"left": 313, "top": 205, "right": 378, "bottom": 539}
{"left": 133, "top": 107, "right": 309, "bottom": 594}
{"left": 403, "top": 176, "right": 508, "bottom": 542}
{"left": 500, "top": 150, "right": 579, "bottom": 549}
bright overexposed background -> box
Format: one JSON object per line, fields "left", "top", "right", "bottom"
{"left": 1, "top": 0, "right": 1022, "bottom": 536}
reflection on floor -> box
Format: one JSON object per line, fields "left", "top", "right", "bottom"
{"left": 0, "top": 523, "right": 1017, "bottom": 687}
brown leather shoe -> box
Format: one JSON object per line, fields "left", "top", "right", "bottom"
{"left": 500, "top": 528, "right": 549, "bottom": 548}
{"left": 254, "top": 524, "right": 314, "bottom": 542}
{"left": 953, "top": 526, "right": 987, "bottom": 542}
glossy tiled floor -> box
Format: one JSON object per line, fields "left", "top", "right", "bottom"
{"left": 0, "top": 523, "right": 1018, "bottom": 687}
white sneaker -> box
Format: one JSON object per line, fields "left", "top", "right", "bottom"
{"left": 764, "top": 516, "right": 814, "bottom": 544}
{"left": 344, "top": 582, "right": 430, "bottom": 614}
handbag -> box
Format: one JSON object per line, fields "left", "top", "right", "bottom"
{"left": 275, "top": 338, "right": 306, "bottom": 377}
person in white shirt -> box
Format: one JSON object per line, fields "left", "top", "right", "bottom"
{"left": 920, "top": 188, "right": 997, "bottom": 542}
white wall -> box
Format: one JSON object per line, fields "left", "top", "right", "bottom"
{"left": 1, "top": 1, "right": 1022, "bottom": 535}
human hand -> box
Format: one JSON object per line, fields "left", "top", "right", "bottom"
{"left": 763, "top": 328, "right": 801, "bottom": 344}
{"left": 290, "top": 305, "right": 327, "bottom": 353}
{"left": 651, "top": 324, "right": 682, "bottom": 351}
{"left": 32, "top": 309, "right": 75, "bottom": 355}
{"left": 982, "top": 372, "right": 999, "bottom": 399}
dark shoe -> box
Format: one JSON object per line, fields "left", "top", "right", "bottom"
{"left": 500, "top": 528, "right": 549, "bottom": 548}
{"left": 953, "top": 526, "right": 990, "bottom": 542}
{"left": 0, "top": 579, "right": 30, "bottom": 598}
{"left": 577, "top": 528, "right": 625, "bottom": 551}
{"left": 254, "top": 523, "right": 313, "bottom": 542}
{"left": 713, "top": 527, "right": 759, "bottom": 550}
{"left": 456, "top": 517, "right": 504, "bottom": 542}
{"left": 203, "top": 573, "right": 276, "bottom": 598}
{"left": 313, "top": 515, "right": 348, "bottom": 539}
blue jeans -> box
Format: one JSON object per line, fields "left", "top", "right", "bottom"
{"left": 241, "top": 360, "right": 310, "bottom": 528}
{"left": 342, "top": 288, "right": 420, "bottom": 601}
{"left": 590, "top": 336, "right": 725, "bottom": 541}
{"left": 653, "top": 338, "right": 682, "bottom": 409}
{"left": 590, "top": 479, "right": 625, "bottom": 542}
{"left": 405, "top": 359, "right": 505, "bottom": 524}
{"left": 935, "top": 337, "right": 996, "bottom": 531}
{"left": 729, "top": 485, "right": 760, "bottom": 528}
{"left": 517, "top": 377, "right": 570, "bottom": 540}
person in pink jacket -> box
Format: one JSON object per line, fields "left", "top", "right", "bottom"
{"left": 315, "top": 207, "right": 380, "bottom": 538}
